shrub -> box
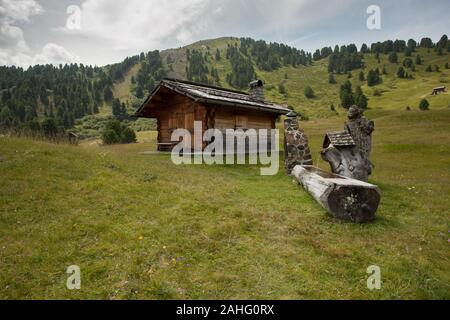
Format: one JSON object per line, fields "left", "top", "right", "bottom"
{"left": 102, "top": 129, "right": 120, "bottom": 145}
{"left": 304, "top": 86, "right": 315, "bottom": 99}
{"left": 101, "top": 120, "right": 137, "bottom": 145}
{"left": 419, "top": 99, "right": 429, "bottom": 111}
{"left": 373, "top": 89, "right": 382, "bottom": 96}
{"left": 120, "top": 127, "right": 137, "bottom": 144}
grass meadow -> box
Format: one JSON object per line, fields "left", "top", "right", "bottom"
{"left": 0, "top": 108, "right": 449, "bottom": 299}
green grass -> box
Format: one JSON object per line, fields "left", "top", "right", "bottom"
{"left": 0, "top": 109, "right": 449, "bottom": 299}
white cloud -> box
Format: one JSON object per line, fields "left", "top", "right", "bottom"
{"left": 61, "top": 0, "right": 211, "bottom": 51}
{"left": 0, "top": 0, "right": 79, "bottom": 67}
{"left": 50, "top": 0, "right": 355, "bottom": 64}
{"left": 32, "top": 43, "right": 79, "bottom": 65}
{"left": 0, "top": 0, "right": 44, "bottom": 22}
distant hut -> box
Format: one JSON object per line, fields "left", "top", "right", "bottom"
{"left": 431, "top": 86, "right": 446, "bottom": 95}
{"left": 135, "top": 78, "right": 290, "bottom": 151}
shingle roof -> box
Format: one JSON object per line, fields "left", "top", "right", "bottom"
{"left": 323, "top": 131, "right": 356, "bottom": 148}
{"left": 136, "top": 78, "right": 290, "bottom": 116}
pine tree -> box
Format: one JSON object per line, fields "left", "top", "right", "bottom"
{"left": 340, "top": 81, "right": 354, "bottom": 108}
{"left": 112, "top": 98, "right": 122, "bottom": 117}
{"left": 354, "top": 86, "right": 368, "bottom": 109}
{"left": 215, "top": 49, "right": 221, "bottom": 61}
{"left": 415, "top": 55, "right": 422, "bottom": 65}
{"left": 367, "top": 69, "right": 381, "bottom": 86}
{"left": 388, "top": 52, "right": 398, "bottom": 64}
{"left": 403, "top": 58, "right": 414, "bottom": 69}
{"left": 359, "top": 71, "right": 365, "bottom": 81}
{"left": 328, "top": 73, "right": 337, "bottom": 84}
{"left": 304, "top": 86, "right": 315, "bottom": 99}
{"left": 135, "top": 85, "right": 144, "bottom": 98}
{"left": 397, "top": 67, "right": 406, "bottom": 79}
{"left": 104, "top": 87, "right": 113, "bottom": 102}
{"left": 419, "top": 99, "right": 429, "bottom": 111}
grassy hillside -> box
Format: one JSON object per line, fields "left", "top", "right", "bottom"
{"left": 1, "top": 108, "right": 449, "bottom": 299}
{"left": 115, "top": 37, "right": 450, "bottom": 119}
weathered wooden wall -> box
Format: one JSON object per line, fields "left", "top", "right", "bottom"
{"left": 151, "top": 90, "right": 278, "bottom": 151}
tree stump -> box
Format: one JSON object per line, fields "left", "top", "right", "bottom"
{"left": 292, "top": 165, "right": 381, "bottom": 223}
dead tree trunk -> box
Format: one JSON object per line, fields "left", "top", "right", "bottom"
{"left": 292, "top": 165, "right": 381, "bottom": 223}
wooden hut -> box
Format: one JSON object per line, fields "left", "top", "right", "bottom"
{"left": 431, "top": 86, "right": 446, "bottom": 95}
{"left": 135, "top": 78, "right": 290, "bottom": 151}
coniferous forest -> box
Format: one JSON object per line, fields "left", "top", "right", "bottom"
{"left": 1, "top": 35, "right": 449, "bottom": 138}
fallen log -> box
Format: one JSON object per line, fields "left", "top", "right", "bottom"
{"left": 292, "top": 165, "right": 381, "bottom": 223}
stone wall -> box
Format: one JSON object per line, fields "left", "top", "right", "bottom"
{"left": 284, "top": 111, "right": 313, "bottom": 174}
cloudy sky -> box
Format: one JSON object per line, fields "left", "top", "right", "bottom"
{"left": 1, "top": 0, "right": 449, "bottom": 67}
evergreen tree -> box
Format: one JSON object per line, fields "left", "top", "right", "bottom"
{"left": 339, "top": 81, "right": 354, "bottom": 108}
{"left": 112, "top": 98, "right": 122, "bottom": 117}
{"left": 367, "top": 69, "right": 381, "bottom": 86}
{"left": 359, "top": 71, "right": 365, "bottom": 81}
{"left": 41, "top": 118, "right": 59, "bottom": 137}
{"left": 0, "top": 106, "right": 13, "bottom": 127}
{"left": 415, "top": 55, "right": 422, "bottom": 65}
{"left": 403, "top": 58, "right": 414, "bottom": 69}
{"left": 407, "top": 39, "right": 417, "bottom": 51}
{"left": 426, "top": 65, "right": 433, "bottom": 72}
{"left": 304, "top": 86, "right": 314, "bottom": 99}
{"left": 328, "top": 73, "right": 337, "bottom": 84}
{"left": 419, "top": 99, "right": 429, "bottom": 111}
{"left": 397, "top": 67, "right": 406, "bottom": 79}
{"left": 135, "top": 85, "right": 144, "bottom": 98}
{"left": 360, "top": 43, "right": 369, "bottom": 53}
{"left": 215, "top": 49, "right": 221, "bottom": 61}
{"left": 103, "top": 87, "right": 113, "bottom": 102}
{"left": 388, "top": 52, "right": 398, "bottom": 64}
{"left": 354, "top": 86, "right": 368, "bottom": 109}
{"left": 419, "top": 37, "right": 433, "bottom": 48}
